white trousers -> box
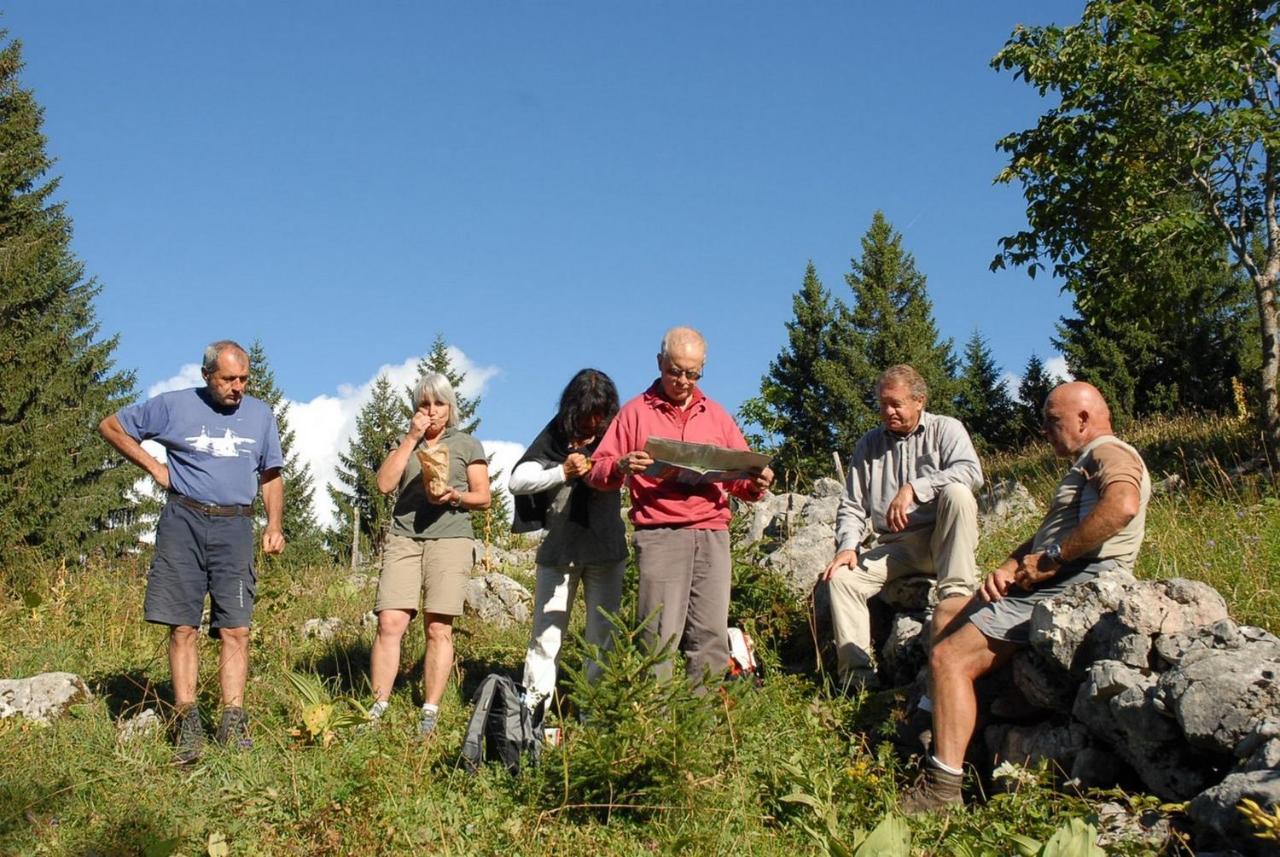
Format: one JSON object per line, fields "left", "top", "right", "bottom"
{"left": 521, "top": 560, "right": 626, "bottom": 710}
{"left": 828, "top": 483, "right": 978, "bottom": 677}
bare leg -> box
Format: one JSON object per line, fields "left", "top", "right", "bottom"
{"left": 169, "top": 625, "right": 200, "bottom": 707}
{"left": 217, "top": 626, "right": 250, "bottom": 708}
{"left": 928, "top": 621, "right": 1016, "bottom": 769}
{"left": 930, "top": 594, "right": 969, "bottom": 643}
{"left": 371, "top": 609, "right": 413, "bottom": 701}
{"left": 422, "top": 613, "right": 454, "bottom": 706}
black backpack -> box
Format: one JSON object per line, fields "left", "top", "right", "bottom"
{"left": 459, "top": 674, "right": 541, "bottom": 774}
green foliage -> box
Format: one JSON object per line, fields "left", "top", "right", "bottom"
{"left": 955, "top": 330, "right": 1018, "bottom": 451}
{"left": 327, "top": 374, "right": 401, "bottom": 561}
{"left": 991, "top": 0, "right": 1280, "bottom": 443}
{"left": 841, "top": 211, "right": 958, "bottom": 429}
{"left": 741, "top": 262, "right": 852, "bottom": 489}
{"left": 1016, "top": 353, "right": 1061, "bottom": 441}
{"left": 245, "top": 339, "right": 329, "bottom": 567}
{"left": 0, "top": 33, "right": 141, "bottom": 567}
{"left": 546, "top": 611, "right": 724, "bottom": 810}
{"left": 283, "top": 670, "right": 369, "bottom": 747}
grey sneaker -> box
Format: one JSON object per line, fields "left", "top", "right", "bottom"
{"left": 417, "top": 706, "right": 439, "bottom": 738}
{"left": 215, "top": 706, "right": 253, "bottom": 750}
{"left": 359, "top": 699, "right": 388, "bottom": 734}
{"left": 172, "top": 705, "right": 206, "bottom": 765}
{"left": 900, "top": 763, "right": 965, "bottom": 814}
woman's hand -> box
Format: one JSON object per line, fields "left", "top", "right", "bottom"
{"left": 407, "top": 406, "right": 432, "bottom": 442}
{"left": 563, "top": 452, "right": 593, "bottom": 480}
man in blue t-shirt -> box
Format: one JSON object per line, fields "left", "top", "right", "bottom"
{"left": 99, "top": 339, "right": 285, "bottom": 763}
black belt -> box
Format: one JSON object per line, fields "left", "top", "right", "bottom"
{"left": 169, "top": 492, "right": 253, "bottom": 518}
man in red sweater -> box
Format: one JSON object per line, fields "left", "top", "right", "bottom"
{"left": 587, "top": 327, "right": 774, "bottom": 684}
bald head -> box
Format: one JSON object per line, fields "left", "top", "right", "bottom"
{"left": 656, "top": 326, "right": 707, "bottom": 408}
{"left": 1042, "top": 381, "right": 1113, "bottom": 456}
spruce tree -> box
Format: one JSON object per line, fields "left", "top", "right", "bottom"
{"left": 740, "top": 262, "right": 851, "bottom": 488}
{"left": 841, "top": 211, "right": 958, "bottom": 428}
{"left": 328, "top": 374, "right": 402, "bottom": 561}
{"left": 0, "top": 34, "right": 140, "bottom": 566}
{"left": 954, "top": 330, "right": 1017, "bottom": 451}
{"left": 245, "top": 339, "right": 326, "bottom": 564}
{"left": 1016, "top": 353, "right": 1060, "bottom": 441}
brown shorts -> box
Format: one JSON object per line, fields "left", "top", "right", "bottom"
{"left": 375, "top": 533, "right": 475, "bottom": 616}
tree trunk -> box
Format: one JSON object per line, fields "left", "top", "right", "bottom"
{"left": 1258, "top": 262, "right": 1280, "bottom": 450}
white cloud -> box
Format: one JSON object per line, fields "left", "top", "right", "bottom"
{"left": 148, "top": 364, "right": 204, "bottom": 397}
{"left": 1044, "top": 356, "right": 1072, "bottom": 383}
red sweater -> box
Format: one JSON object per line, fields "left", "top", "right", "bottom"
{"left": 586, "top": 381, "right": 763, "bottom": 529}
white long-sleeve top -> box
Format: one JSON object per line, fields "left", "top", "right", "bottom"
{"left": 509, "top": 460, "right": 566, "bottom": 495}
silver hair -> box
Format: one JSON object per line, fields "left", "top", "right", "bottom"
{"left": 659, "top": 326, "right": 707, "bottom": 359}
{"left": 876, "top": 364, "right": 928, "bottom": 402}
{"left": 411, "top": 372, "right": 460, "bottom": 428}
{"left": 202, "top": 340, "right": 248, "bottom": 374}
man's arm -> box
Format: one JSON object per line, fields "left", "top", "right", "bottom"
{"left": 1015, "top": 481, "right": 1141, "bottom": 589}
{"left": 584, "top": 409, "right": 646, "bottom": 490}
{"left": 98, "top": 414, "right": 170, "bottom": 490}
{"left": 259, "top": 468, "right": 285, "bottom": 554}
{"left": 823, "top": 443, "right": 871, "bottom": 581}
{"left": 906, "top": 418, "right": 983, "bottom": 504}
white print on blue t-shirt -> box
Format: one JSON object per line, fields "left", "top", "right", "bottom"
{"left": 185, "top": 426, "right": 257, "bottom": 458}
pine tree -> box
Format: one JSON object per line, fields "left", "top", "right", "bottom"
{"left": 840, "top": 211, "right": 958, "bottom": 429}
{"left": 408, "top": 333, "right": 480, "bottom": 432}
{"left": 740, "top": 262, "right": 852, "bottom": 488}
{"left": 245, "top": 339, "right": 326, "bottom": 564}
{"left": 0, "top": 34, "right": 140, "bottom": 566}
{"left": 954, "top": 331, "right": 1017, "bottom": 451}
{"left": 1016, "top": 353, "right": 1060, "bottom": 441}
{"left": 328, "top": 375, "right": 402, "bottom": 561}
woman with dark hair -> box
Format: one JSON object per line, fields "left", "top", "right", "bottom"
{"left": 510, "top": 368, "right": 625, "bottom": 714}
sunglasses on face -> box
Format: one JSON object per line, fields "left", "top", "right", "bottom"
{"left": 663, "top": 366, "right": 703, "bottom": 381}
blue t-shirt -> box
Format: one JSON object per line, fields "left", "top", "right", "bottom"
{"left": 115, "top": 388, "right": 284, "bottom": 506}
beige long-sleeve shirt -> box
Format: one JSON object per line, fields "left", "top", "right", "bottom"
{"left": 835, "top": 411, "right": 983, "bottom": 552}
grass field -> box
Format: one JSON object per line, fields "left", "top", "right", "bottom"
{"left": 0, "top": 414, "right": 1275, "bottom": 855}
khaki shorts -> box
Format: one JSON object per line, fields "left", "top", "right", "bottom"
{"left": 375, "top": 533, "right": 475, "bottom": 616}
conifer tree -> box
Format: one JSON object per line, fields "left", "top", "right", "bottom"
{"left": 0, "top": 34, "right": 140, "bottom": 566}
{"left": 840, "top": 212, "right": 958, "bottom": 430}
{"left": 740, "top": 263, "right": 854, "bottom": 487}
{"left": 328, "top": 375, "right": 402, "bottom": 560}
{"left": 1016, "top": 353, "right": 1060, "bottom": 441}
{"left": 954, "top": 330, "right": 1017, "bottom": 451}
{"left": 245, "top": 339, "right": 325, "bottom": 562}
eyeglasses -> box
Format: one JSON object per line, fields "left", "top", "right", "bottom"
{"left": 664, "top": 366, "right": 703, "bottom": 381}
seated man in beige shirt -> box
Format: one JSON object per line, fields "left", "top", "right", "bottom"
{"left": 900, "top": 381, "right": 1151, "bottom": 813}
{"left": 822, "top": 364, "right": 984, "bottom": 690}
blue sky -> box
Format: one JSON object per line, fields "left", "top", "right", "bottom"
{"left": 8, "top": 2, "right": 1081, "bottom": 524}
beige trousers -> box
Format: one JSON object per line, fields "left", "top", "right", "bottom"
{"left": 827, "top": 483, "right": 978, "bottom": 677}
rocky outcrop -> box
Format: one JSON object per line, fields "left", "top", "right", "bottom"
{"left": 0, "top": 672, "right": 91, "bottom": 724}
{"left": 302, "top": 617, "right": 344, "bottom": 640}
{"left": 463, "top": 573, "right": 533, "bottom": 629}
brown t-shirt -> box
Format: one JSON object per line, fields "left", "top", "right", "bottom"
{"left": 1031, "top": 435, "right": 1151, "bottom": 573}
{"left": 390, "top": 428, "right": 487, "bottom": 540}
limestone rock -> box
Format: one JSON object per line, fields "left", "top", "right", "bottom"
{"left": 1092, "top": 800, "right": 1176, "bottom": 852}
{"left": 302, "top": 617, "right": 343, "bottom": 640}
{"left": 1189, "top": 767, "right": 1280, "bottom": 856}
{"left": 1011, "top": 647, "right": 1075, "bottom": 712}
{"left": 977, "top": 479, "right": 1042, "bottom": 534}
{"left": 745, "top": 491, "right": 808, "bottom": 545}
{"left": 989, "top": 719, "right": 1089, "bottom": 772}
{"left": 464, "top": 573, "right": 533, "bottom": 629}
{"left": 811, "top": 477, "right": 845, "bottom": 499}
{"left": 878, "top": 611, "right": 926, "bottom": 689}
{"left": 117, "top": 707, "right": 161, "bottom": 743}
{"left": 361, "top": 610, "right": 378, "bottom": 631}
{"left": 1158, "top": 645, "right": 1280, "bottom": 757}
{"left": 1072, "top": 660, "right": 1213, "bottom": 799}
{"left": 763, "top": 520, "right": 835, "bottom": 598}
{"left": 0, "top": 672, "right": 92, "bottom": 724}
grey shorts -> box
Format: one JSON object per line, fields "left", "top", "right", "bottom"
{"left": 144, "top": 499, "right": 256, "bottom": 637}
{"left": 967, "top": 559, "right": 1118, "bottom": 644}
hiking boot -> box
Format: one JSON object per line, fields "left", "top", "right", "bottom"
{"left": 417, "top": 706, "right": 439, "bottom": 739}
{"left": 215, "top": 706, "right": 253, "bottom": 750}
{"left": 900, "top": 763, "right": 965, "bottom": 814}
{"left": 172, "top": 705, "right": 206, "bottom": 765}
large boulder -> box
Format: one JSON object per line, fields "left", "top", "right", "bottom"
{"left": 0, "top": 672, "right": 92, "bottom": 724}
{"left": 464, "top": 573, "right": 533, "bottom": 629}
{"left": 745, "top": 491, "right": 809, "bottom": 545}
{"left": 977, "top": 479, "right": 1042, "bottom": 534}
{"left": 1157, "top": 635, "right": 1280, "bottom": 757}
{"left": 1189, "top": 766, "right": 1280, "bottom": 856}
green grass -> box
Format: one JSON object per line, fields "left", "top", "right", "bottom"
{"left": 0, "top": 413, "right": 1275, "bottom": 855}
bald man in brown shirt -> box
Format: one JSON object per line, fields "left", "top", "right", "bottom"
{"left": 900, "top": 382, "right": 1151, "bottom": 813}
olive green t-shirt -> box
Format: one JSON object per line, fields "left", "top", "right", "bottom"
{"left": 390, "top": 428, "right": 487, "bottom": 540}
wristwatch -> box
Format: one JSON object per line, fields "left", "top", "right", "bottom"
{"left": 1043, "top": 542, "right": 1063, "bottom": 566}
{"left": 450, "top": 496, "right": 462, "bottom": 509}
